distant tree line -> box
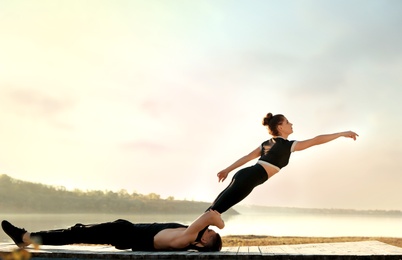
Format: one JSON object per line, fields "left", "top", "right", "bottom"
{"left": 0, "top": 174, "right": 239, "bottom": 215}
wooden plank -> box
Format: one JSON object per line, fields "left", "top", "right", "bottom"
{"left": 248, "top": 246, "right": 261, "bottom": 254}
{"left": 1, "top": 241, "right": 402, "bottom": 259}
{"left": 220, "top": 246, "right": 239, "bottom": 255}
{"left": 259, "top": 245, "right": 287, "bottom": 255}
{"left": 279, "top": 245, "right": 302, "bottom": 255}
{"left": 237, "top": 246, "right": 249, "bottom": 255}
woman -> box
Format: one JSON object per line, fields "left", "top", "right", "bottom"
{"left": 208, "top": 112, "right": 358, "bottom": 214}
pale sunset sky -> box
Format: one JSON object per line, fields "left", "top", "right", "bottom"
{"left": 1, "top": 0, "right": 401, "bottom": 211}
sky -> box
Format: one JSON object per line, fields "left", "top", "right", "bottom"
{"left": 1, "top": 0, "right": 402, "bottom": 211}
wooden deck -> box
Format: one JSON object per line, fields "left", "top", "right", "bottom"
{"left": 1, "top": 241, "right": 402, "bottom": 259}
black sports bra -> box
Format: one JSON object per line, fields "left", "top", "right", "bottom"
{"left": 258, "top": 137, "right": 297, "bottom": 170}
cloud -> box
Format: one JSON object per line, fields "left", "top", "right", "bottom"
{"left": 9, "top": 89, "right": 70, "bottom": 115}
{"left": 3, "top": 87, "right": 75, "bottom": 129}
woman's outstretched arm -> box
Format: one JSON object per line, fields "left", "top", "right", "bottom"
{"left": 293, "top": 131, "right": 358, "bottom": 152}
{"left": 217, "top": 147, "right": 261, "bottom": 182}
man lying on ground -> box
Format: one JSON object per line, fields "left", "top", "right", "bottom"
{"left": 2, "top": 209, "right": 224, "bottom": 252}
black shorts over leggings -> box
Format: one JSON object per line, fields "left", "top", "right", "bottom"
{"left": 208, "top": 164, "right": 268, "bottom": 213}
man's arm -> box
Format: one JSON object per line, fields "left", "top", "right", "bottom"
{"left": 170, "top": 210, "right": 224, "bottom": 248}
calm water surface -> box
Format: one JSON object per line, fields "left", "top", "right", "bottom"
{"left": 1, "top": 212, "right": 401, "bottom": 243}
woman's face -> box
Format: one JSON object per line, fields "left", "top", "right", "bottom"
{"left": 279, "top": 117, "right": 293, "bottom": 135}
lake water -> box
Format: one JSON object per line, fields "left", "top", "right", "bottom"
{"left": 1, "top": 211, "right": 401, "bottom": 244}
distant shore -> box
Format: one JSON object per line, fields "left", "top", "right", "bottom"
{"left": 222, "top": 235, "right": 402, "bottom": 248}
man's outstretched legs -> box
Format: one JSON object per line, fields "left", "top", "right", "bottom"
{"left": 2, "top": 219, "right": 136, "bottom": 250}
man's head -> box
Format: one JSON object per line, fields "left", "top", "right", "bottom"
{"left": 199, "top": 229, "right": 222, "bottom": 252}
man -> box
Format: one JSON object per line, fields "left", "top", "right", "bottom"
{"left": 2, "top": 210, "right": 224, "bottom": 252}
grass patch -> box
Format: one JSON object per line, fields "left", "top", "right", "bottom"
{"left": 222, "top": 235, "right": 402, "bottom": 248}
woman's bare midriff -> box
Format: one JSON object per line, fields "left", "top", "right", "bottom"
{"left": 257, "top": 161, "right": 280, "bottom": 178}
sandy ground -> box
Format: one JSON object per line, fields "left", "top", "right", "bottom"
{"left": 222, "top": 235, "right": 402, "bottom": 248}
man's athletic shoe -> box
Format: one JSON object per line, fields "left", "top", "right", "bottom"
{"left": 1, "top": 220, "right": 27, "bottom": 247}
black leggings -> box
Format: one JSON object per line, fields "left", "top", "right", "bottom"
{"left": 31, "top": 219, "right": 138, "bottom": 249}
{"left": 208, "top": 164, "right": 268, "bottom": 214}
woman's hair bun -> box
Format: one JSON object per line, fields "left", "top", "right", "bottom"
{"left": 262, "top": 113, "right": 273, "bottom": 126}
